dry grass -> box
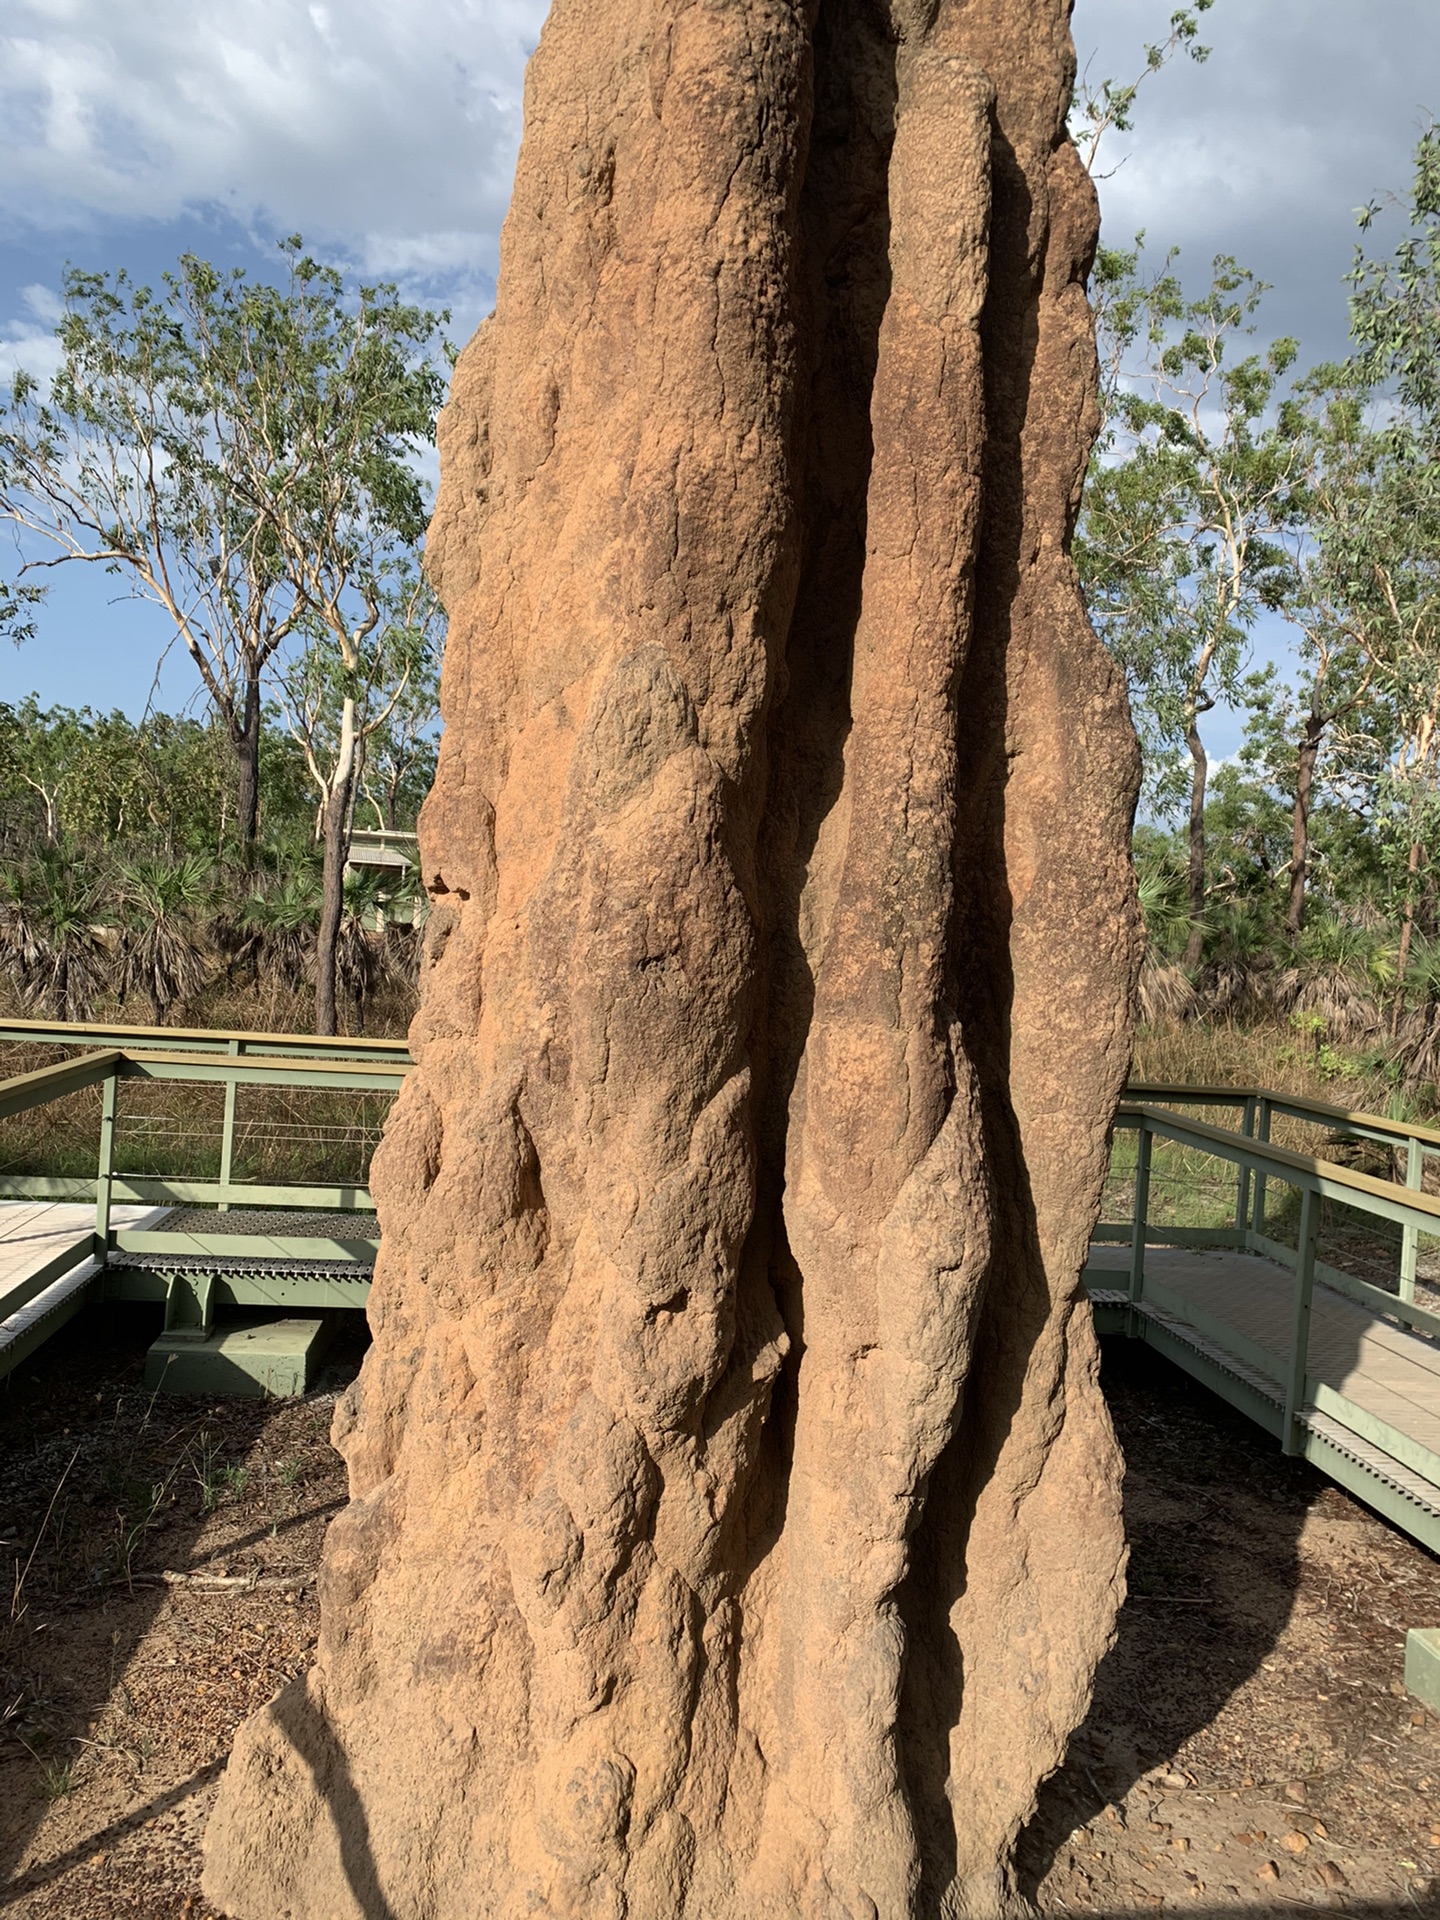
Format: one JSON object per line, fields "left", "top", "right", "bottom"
{"left": 0, "top": 975, "right": 416, "bottom": 1049}
{"left": 1131, "top": 1019, "right": 1402, "bottom": 1127}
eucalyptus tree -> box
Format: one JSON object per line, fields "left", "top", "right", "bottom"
{"left": 1258, "top": 374, "right": 1387, "bottom": 936}
{"left": 1069, "top": 0, "right": 1217, "bottom": 177}
{"left": 0, "top": 574, "right": 43, "bottom": 648}
{"left": 1342, "top": 125, "right": 1440, "bottom": 1006}
{"left": 275, "top": 561, "right": 443, "bottom": 1034}
{"left": 1261, "top": 372, "right": 1440, "bottom": 963}
{"left": 357, "top": 595, "right": 443, "bottom": 834}
{"left": 0, "top": 697, "right": 281, "bottom": 868}
{"left": 0, "top": 241, "right": 445, "bottom": 864}
{"left": 0, "top": 697, "right": 86, "bottom": 846}
{"left": 1352, "top": 123, "right": 1440, "bottom": 426}
{"left": 1079, "top": 247, "right": 1302, "bottom": 966}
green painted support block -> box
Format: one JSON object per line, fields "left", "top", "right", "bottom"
{"left": 1406, "top": 1628, "right": 1440, "bottom": 1715}
{"left": 144, "top": 1314, "right": 333, "bottom": 1398}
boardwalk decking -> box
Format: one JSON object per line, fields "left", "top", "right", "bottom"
{"left": 0, "top": 1201, "right": 167, "bottom": 1376}
{"left": 1085, "top": 1243, "right": 1440, "bottom": 1548}
{"left": 1086, "top": 1244, "right": 1440, "bottom": 1466}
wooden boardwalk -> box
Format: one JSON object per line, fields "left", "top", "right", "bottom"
{"left": 0, "top": 1201, "right": 167, "bottom": 1376}
{"left": 1090, "top": 1251, "right": 1440, "bottom": 1505}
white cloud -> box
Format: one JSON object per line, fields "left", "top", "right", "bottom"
{"left": 20, "top": 282, "right": 61, "bottom": 321}
{"left": 3, "top": 0, "right": 1433, "bottom": 364}
{"left": 1077, "top": 0, "right": 1440, "bottom": 364}
{"left": 0, "top": 292, "right": 64, "bottom": 388}
{"left": 0, "top": 0, "right": 548, "bottom": 287}
{"left": 0, "top": 0, "right": 1430, "bottom": 728}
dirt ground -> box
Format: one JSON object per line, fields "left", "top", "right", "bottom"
{"left": 1020, "top": 1345, "right": 1440, "bottom": 1916}
{"left": 0, "top": 1306, "right": 362, "bottom": 1919}
{"left": 1, "top": 1315, "right": 1437, "bottom": 1919}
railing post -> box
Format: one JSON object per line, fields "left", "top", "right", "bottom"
{"left": 1400, "top": 1135, "right": 1424, "bottom": 1305}
{"left": 1283, "top": 1182, "right": 1318, "bottom": 1456}
{"left": 94, "top": 1070, "right": 117, "bottom": 1258}
{"left": 217, "top": 1037, "right": 242, "bottom": 1213}
{"left": 1129, "top": 1120, "right": 1152, "bottom": 1315}
{"left": 1235, "top": 1094, "right": 1257, "bottom": 1239}
{"left": 1251, "top": 1098, "right": 1272, "bottom": 1246}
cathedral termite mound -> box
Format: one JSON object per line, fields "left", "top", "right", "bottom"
{"left": 204, "top": 2, "right": 1141, "bottom": 1914}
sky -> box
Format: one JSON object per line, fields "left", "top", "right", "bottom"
{"left": 0, "top": 0, "right": 1437, "bottom": 760}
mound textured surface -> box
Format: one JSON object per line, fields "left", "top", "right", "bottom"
{"left": 204, "top": 1, "right": 1141, "bottom": 1915}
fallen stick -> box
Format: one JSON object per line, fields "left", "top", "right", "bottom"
{"left": 1129, "top": 1595, "right": 1213, "bottom": 1605}
{"left": 131, "top": 1570, "right": 312, "bottom": 1591}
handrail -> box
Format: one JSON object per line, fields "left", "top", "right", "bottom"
{"left": 119, "top": 1050, "right": 409, "bottom": 1090}
{"left": 3, "top": 1053, "right": 1438, "bottom": 1495}
{"left": 5, "top": 1061, "right": 1433, "bottom": 1214}
{"left": 10, "top": 1033, "right": 1428, "bottom": 1144}
{"left": 6, "top": 1061, "right": 1435, "bottom": 1217}
{"left": 1130, "top": 1081, "right": 1440, "bottom": 1153}
{"left": 1127, "top": 1083, "right": 1253, "bottom": 1104}
{"left": 0, "top": 1015, "right": 412, "bottom": 1065}
{"left": 0, "top": 1033, "right": 1420, "bottom": 1139}
{"left": 0, "top": 1047, "right": 403, "bottom": 1222}
{"left": 1117, "top": 1101, "right": 1440, "bottom": 1226}
{"left": 1128, "top": 1082, "right": 1440, "bottom": 1304}
{"left": 1112, "top": 1096, "right": 1440, "bottom": 1481}
{"left": 0, "top": 1050, "right": 125, "bottom": 1121}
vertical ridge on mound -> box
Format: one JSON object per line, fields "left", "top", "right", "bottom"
{"left": 204, "top": 3, "right": 1141, "bottom": 1915}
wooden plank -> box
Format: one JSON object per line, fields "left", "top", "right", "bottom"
{"left": 112, "top": 1229, "right": 377, "bottom": 1263}
{"left": 0, "top": 1201, "right": 171, "bottom": 1379}
{"left": 1128, "top": 1083, "right": 1440, "bottom": 1153}
{"left": 122, "top": 1053, "right": 407, "bottom": 1090}
{"left": 0, "top": 1179, "right": 96, "bottom": 1202}
{"left": 0, "top": 1050, "right": 121, "bottom": 1120}
{"left": 1118, "top": 1103, "right": 1440, "bottom": 1225}
{"left": 1309, "top": 1384, "right": 1440, "bottom": 1487}
{"left": 0, "top": 1015, "right": 411, "bottom": 1062}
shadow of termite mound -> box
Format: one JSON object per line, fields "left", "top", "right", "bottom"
{"left": 1017, "top": 1337, "right": 1417, "bottom": 1909}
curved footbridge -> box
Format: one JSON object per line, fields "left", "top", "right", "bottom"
{"left": 1, "top": 1024, "right": 1438, "bottom": 1581}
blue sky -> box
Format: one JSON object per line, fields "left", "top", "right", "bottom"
{"left": 1, "top": 0, "right": 1437, "bottom": 761}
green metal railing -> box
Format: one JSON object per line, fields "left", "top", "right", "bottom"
{"left": 1106, "top": 1098, "right": 1440, "bottom": 1505}
{"left": 1, "top": 1032, "right": 1437, "bottom": 1519}
{"left": 0, "top": 1014, "right": 412, "bottom": 1066}
{"left": 0, "top": 1047, "right": 407, "bottom": 1355}
{"left": 1127, "top": 1082, "right": 1440, "bottom": 1305}
{"left": 0, "top": 1045, "right": 408, "bottom": 1213}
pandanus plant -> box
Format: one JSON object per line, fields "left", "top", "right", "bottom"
{"left": 113, "top": 853, "right": 215, "bottom": 1023}
{"left": 1274, "top": 910, "right": 1388, "bottom": 1044}
{"left": 0, "top": 849, "right": 111, "bottom": 1020}
{"left": 236, "top": 871, "right": 321, "bottom": 1023}
{"left": 1195, "top": 898, "right": 1279, "bottom": 1025}
{"left": 1394, "top": 936, "right": 1440, "bottom": 1100}
{"left": 1134, "top": 862, "right": 1200, "bottom": 1025}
